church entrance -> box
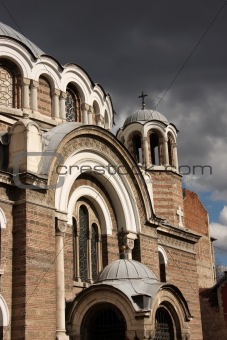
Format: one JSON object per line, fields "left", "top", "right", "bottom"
{"left": 81, "top": 303, "right": 126, "bottom": 340}
{"left": 154, "top": 306, "right": 175, "bottom": 340}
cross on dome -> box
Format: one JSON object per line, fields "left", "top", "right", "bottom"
{"left": 138, "top": 91, "right": 147, "bottom": 109}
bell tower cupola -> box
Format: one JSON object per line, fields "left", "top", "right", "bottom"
{"left": 117, "top": 93, "right": 179, "bottom": 172}
{"left": 117, "top": 94, "right": 183, "bottom": 227}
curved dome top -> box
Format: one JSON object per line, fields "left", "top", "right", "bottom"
{"left": 123, "top": 109, "right": 168, "bottom": 128}
{"left": 96, "top": 259, "right": 158, "bottom": 282}
{"left": 0, "top": 21, "right": 44, "bottom": 57}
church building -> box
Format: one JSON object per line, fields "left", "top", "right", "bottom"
{"left": 0, "top": 22, "right": 218, "bottom": 339}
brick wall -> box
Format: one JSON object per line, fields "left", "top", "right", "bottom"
{"left": 11, "top": 201, "right": 56, "bottom": 340}
{"left": 37, "top": 76, "right": 52, "bottom": 117}
{"left": 150, "top": 171, "right": 183, "bottom": 226}
{"left": 0, "top": 201, "right": 13, "bottom": 340}
{"left": 183, "top": 189, "right": 208, "bottom": 235}
{"left": 184, "top": 189, "right": 215, "bottom": 288}
{"left": 165, "top": 246, "right": 203, "bottom": 339}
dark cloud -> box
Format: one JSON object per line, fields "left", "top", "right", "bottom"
{"left": 1, "top": 0, "right": 227, "bottom": 201}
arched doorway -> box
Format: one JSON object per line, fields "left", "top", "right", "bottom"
{"left": 154, "top": 306, "right": 175, "bottom": 340}
{"left": 81, "top": 303, "right": 126, "bottom": 340}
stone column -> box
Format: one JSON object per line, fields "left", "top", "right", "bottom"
{"left": 60, "top": 92, "right": 67, "bottom": 120}
{"left": 22, "top": 78, "right": 30, "bottom": 112}
{"left": 30, "top": 80, "right": 39, "bottom": 112}
{"left": 143, "top": 137, "right": 149, "bottom": 168}
{"left": 164, "top": 138, "right": 169, "bottom": 165}
{"left": 95, "top": 114, "right": 102, "bottom": 127}
{"left": 126, "top": 233, "right": 137, "bottom": 259}
{"left": 88, "top": 106, "right": 93, "bottom": 125}
{"left": 81, "top": 103, "right": 89, "bottom": 124}
{"left": 173, "top": 142, "right": 178, "bottom": 170}
{"left": 87, "top": 230, "right": 92, "bottom": 283}
{"left": 55, "top": 212, "right": 69, "bottom": 340}
{"left": 52, "top": 88, "right": 60, "bottom": 119}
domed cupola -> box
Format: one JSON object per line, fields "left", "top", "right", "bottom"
{"left": 117, "top": 92, "right": 179, "bottom": 172}
{"left": 0, "top": 21, "right": 44, "bottom": 57}
{"left": 96, "top": 259, "right": 158, "bottom": 283}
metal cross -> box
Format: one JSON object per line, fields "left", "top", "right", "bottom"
{"left": 138, "top": 91, "right": 147, "bottom": 109}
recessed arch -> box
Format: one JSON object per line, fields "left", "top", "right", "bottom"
{"left": 81, "top": 303, "right": 126, "bottom": 340}
{"left": 0, "top": 294, "right": 9, "bottom": 327}
{"left": 55, "top": 151, "right": 141, "bottom": 233}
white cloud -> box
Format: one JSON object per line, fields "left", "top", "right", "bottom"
{"left": 210, "top": 206, "right": 227, "bottom": 251}
{"left": 219, "top": 206, "right": 227, "bottom": 224}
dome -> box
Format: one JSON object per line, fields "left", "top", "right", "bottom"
{"left": 96, "top": 259, "right": 158, "bottom": 282}
{"left": 123, "top": 109, "right": 168, "bottom": 128}
{"left": 0, "top": 21, "right": 44, "bottom": 57}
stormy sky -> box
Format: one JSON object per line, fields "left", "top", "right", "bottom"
{"left": 1, "top": 0, "right": 227, "bottom": 263}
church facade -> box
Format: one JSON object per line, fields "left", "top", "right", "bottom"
{"left": 0, "top": 22, "right": 217, "bottom": 339}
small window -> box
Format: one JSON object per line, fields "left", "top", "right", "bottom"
{"left": 150, "top": 132, "right": 160, "bottom": 165}
{"left": 132, "top": 134, "right": 142, "bottom": 164}
{"left": 79, "top": 205, "right": 88, "bottom": 282}
{"left": 65, "top": 85, "right": 81, "bottom": 122}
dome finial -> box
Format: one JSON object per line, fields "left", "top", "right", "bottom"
{"left": 138, "top": 91, "right": 147, "bottom": 110}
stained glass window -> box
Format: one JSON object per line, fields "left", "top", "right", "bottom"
{"left": 0, "top": 66, "right": 13, "bottom": 107}
{"left": 66, "top": 89, "right": 76, "bottom": 122}
{"left": 79, "top": 206, "right": 88, "bottom": 282}
{"left": 91, "top": 223, "right": 98, "bottom": 281}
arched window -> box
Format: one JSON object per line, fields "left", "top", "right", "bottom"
{"left": 79, "top": 205, "right": 88, "bottom": 282}
{"left": 0, "top": 58, "right": 21, "bottom": 109}
{"left": 132, "top": 134, "right": 142, "bottom": 164}
{"left": 37, "top": 76, "right": 52, "bottom": 116}
{"left": 155, "top": 307, "right": 174, "bottom": 340}
{"left": 73, "top": 203, "right": 102, "bottom": 284}
{"left": 65, "top": 84, "right": 81, "bottom": 122}
{"left": 158, "top": 251, "right": 166, "bottom": 282}
{"left": 150, "top": 132, "right": 162, "bottom": 165}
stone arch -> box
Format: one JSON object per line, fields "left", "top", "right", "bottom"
{"left": 0, "top": 294, "right": 9, "bottom": 327}
{"left": 127, "top": 130, "right": 143, "bottom": 164}
{"left": 67, "top": 287, "right": 136, "bottom": 339}
{"left": 151, "top": 286, "right": 191, "bottom": 338}
{"left": 55, "top": 151, "right": 139, "bottom": 233}
{"left": 81, "top": 302, "right": 126, "bottom": 340}
{"left": 148, "top": 128, "right": 165, "bottom": 166}
{"left": 45, "top": 126, "right": 153, "bottom": 229}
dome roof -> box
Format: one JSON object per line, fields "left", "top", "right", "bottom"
{"left": 0, "top": 21, "right": 44, "bottom": 57}
{"left": 96, "top": 259, "right": 158, "bottom": 282}
{"left": 123, "top": 109, "right": 168, "bottom": 128}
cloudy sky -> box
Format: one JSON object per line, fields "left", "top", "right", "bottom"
{"left": 1, "top": 0, "right": 227, "bottom": 263}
